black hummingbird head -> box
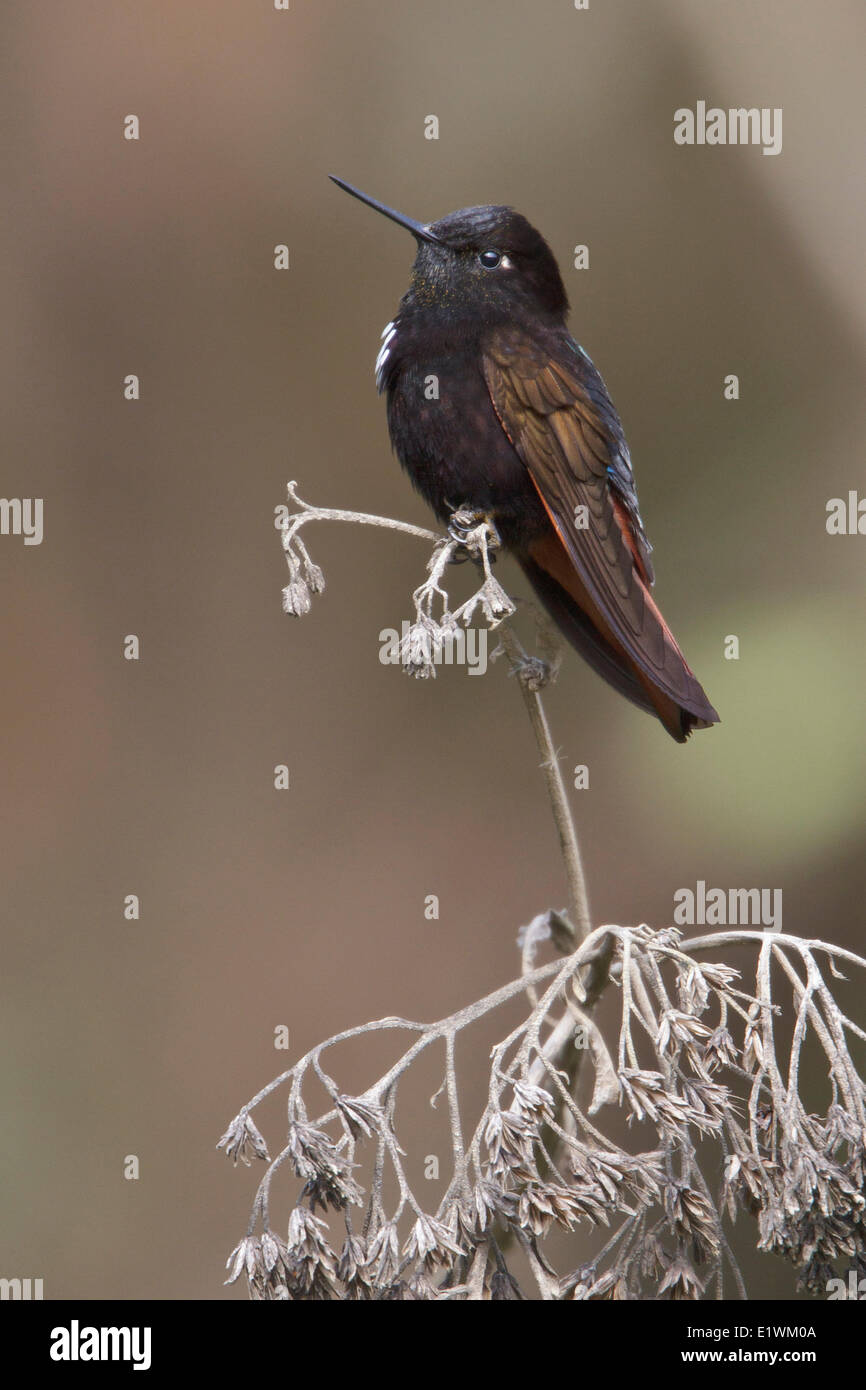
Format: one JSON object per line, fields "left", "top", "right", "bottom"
{"left": 330, "top": 176, "right": 569, "bottom": 322}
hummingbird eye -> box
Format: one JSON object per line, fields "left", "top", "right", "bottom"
{"left": 478, "top": 249, "right": 502, "bottom": 269}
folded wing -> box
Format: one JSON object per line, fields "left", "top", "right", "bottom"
{"left": 482, "top": 326, "right": 719, "bottom": 740}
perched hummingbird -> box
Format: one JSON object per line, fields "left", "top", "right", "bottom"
{"left": 330, "top": 176, "right": 719, "bottom": 741}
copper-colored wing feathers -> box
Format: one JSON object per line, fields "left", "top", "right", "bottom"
{"left": 482, "top": 326, "right": 718, "bottom": 740}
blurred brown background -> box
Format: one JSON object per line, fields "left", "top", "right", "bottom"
{"left": 1, "top": 0, "right": 864, "bottom": 1299}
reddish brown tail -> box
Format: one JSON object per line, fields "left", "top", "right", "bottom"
{"left": 521, "top": 529, "right": 719, "bottom": 742}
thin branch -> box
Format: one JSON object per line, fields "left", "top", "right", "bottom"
{"left": 498, "top": 624, "right": 591, "bottom": 943}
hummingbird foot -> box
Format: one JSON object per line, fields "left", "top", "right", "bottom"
{"left": 442, "top": 511, "right": 515, "bottom": 628}
{"left": 511, "top": 654, "right": 555, "bottom": 692}
{"left": 446, "top": 508, "right": 501, "bottom": 565}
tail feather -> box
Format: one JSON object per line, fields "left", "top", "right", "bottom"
{"left": 520, "top": 532, "right": 719, "bottom": 742}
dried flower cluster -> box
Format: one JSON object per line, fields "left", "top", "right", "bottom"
{"left": 219, "top": 924, "right": 866, "bottom": 1300}
{"left": 278, "top": 483, "right": 514, "bottom": 676}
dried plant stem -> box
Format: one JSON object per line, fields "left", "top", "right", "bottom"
{"left": 281, "top": 483, "right": 591, "bottom": 941}
{"left": 282, "top": 486, "right": 599, "bottom": 1198}
{"left": 498, "top": 624, "right": 591, "bottom": 943}
{"left": 281, "top": 480, "right": 441, "bottom": 547}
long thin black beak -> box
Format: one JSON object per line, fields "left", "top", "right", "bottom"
{"left": 329, "top": 175, "right": 441, "bottom": 244}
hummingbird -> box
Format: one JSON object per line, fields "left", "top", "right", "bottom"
{"left": 330, "top": 176, "right": 719, "bottom": 742}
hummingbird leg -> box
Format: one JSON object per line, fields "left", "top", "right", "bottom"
{"left": 511, "top": 654, "right": 554, "bottom": 691}
{"left": 444, "top": 511, "right": 516, "bottom": 630}
{"left": 499, "top": 597, "right": 564, "bottom": 690}
{"left": 524, "top": 597, "right": 564, "bottom": 683}
{"left": 446, "top": 508, "right": 502, "bottom": 566}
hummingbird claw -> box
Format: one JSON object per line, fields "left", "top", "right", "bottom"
{"left": 447, "top": 509, "right": 501, "bottom": 564}
{"left": 512, "top": 655, "right": 555, "bottom": 692}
